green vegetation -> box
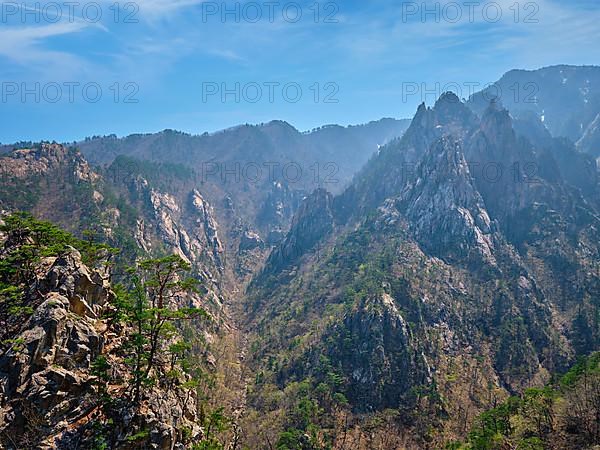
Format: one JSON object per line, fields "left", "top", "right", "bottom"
{"left": 447, "top": 352, "right": 600, "bottom": 449}
{"left": 113, "top": 255, "right": 207, "bottom": 406}
{"left": 249, "top": 358, "right": 349, "bottom": 449}
{"left": 191, "top": 407, "right": 230, "bottom": 450}
{"left": 0, "top": 213, "right": 233, "bottom": 448}
{"left": 108, "top": 155, "right": 195, "bottom": 190}
{"left": 0, "top": 174, "right": 41, "bottom": 210}
{"left": 93, "top": 254, "right": 232, "bottom": 447}
{"left": 0, "top": 213, "right": 115, "bottom": 347}
{"left": 274, "top": 379, "right": 334, "bottom": 450}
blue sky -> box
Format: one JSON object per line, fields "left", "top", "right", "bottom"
{"left": 1, "top": 0, "right": 599, "bottom": 142}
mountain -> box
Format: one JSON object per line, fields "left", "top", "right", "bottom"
{"left": 243, "top": 93, "right": 600, "bottom": 448}
{"left": 335, "top": 93, "right": 479, "bottom": 223}
{"left": 70, "top": 119, "right": 410, "bottom": 277}
{"left": 77, "top": 119, "right": 408, "bottom": 221}
{"left": 1, "top": 66, "right": 600, "bottom": 449}
{"left": 0, "top": 144, "right": 226, "bottom": 285}
{"left": 77, "top": 119, "right": 409, "bottom": 175}
{"left": 469, "top": 65, "right": 600, "bottom": 144}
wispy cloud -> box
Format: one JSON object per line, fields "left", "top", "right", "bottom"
{"left": 0, "top": 22, "right": 91, "bottom": 76}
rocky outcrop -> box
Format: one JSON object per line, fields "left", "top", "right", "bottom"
{"left": 0, "top": 240, "right": 204, "bottom": 449}
{"left": 257, "top": 181, "right": 306, "bottom": 242}
{"left": 119, "top": 176, "right": 226, "bottom": 274}
{"left": 577, "top": 112, "right": 600, "bottom": 158}
{"left": 34, "top": 249, "right": 114, "bottom": 318}
{"left": 239, "top": 230, "right": 264, "bottom": 252}
{"left": 264, "top": 188, "right": 333, "bottom": 272}
{"left": 0, "top": 247, "right": 110, "bottom": 448}
{"left": 139, "top": 187, "right": 225, "bottom": 271}
{"left": 325, "top": 293, "right": 430, "bottom": 411}
{"left": 334, "top": 93, "right": 478, "bottom": 223}
{"left": 245, "top": 92, "right": 600, "bottom": 444}
{"left": 134, "top": 218, "right": 152, "bottom": 253}
{"left": 398, "top": 137, "right": 497, "bottom": 266}
{"left": 0, "top": 143, "right": 98, "bottom": 182}
{"left": 190, "top": 189, "right": 224, "bottom": 269}
{"left": 149, "top": 189, "right": 190, "bottom": 261}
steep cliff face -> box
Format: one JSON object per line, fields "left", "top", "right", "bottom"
{"left": 0, "top": 145, "right": 229, "bottom": 307}
{"left": 334, "top": 92, "right": 477, "bottom": 223}
{"left": 398, "top": 137, "right": 497, "bottom": 267}
{"left": 190, "top": 189, "right": 225, "bottom": 269}
{"left": 0, "top": 246, "right": 109, "bottom": 448}
{"left": 0, "top": 147, "right": 245, "bottom": 448}
{"left": 0, "top": 143, "right": 96, "bottom": 181}
{"left": 322, "top": 292, "right": 431, "bottom": 411}
{"left": 464, "top": 104, "right": 566, "bottom": 228}
{"left": 577, "top": 112, "right": 600, "bottom": 158}
{"left": 256, "top": 181, "right": 306, "bottom": 245}
{"left": 0, "top": 237, "right": 205, "bottom": 449}
{"left": 264, "top": 188, "right": 334, "bottom": 274}
{"left": 132, "top": 182, "right": 225, "bottom": 274}
{"left": 75, "top": 119, "right": 409, "bottom": 262}
{"left": 0, "top": 144, "right": 101, "bottom": 228}
{"left": 1, "top": 68, "right": 600, "bottom": 449}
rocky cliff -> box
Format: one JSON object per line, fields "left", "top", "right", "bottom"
{"left": 0, "top": 226, "right": 207, "bottom": 449}
{"left": 242, "top": 94, "right": 600, "bottom": 447}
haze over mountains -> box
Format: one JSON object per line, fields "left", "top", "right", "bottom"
{"left": 0, "top": 65, "right": 599, "bottom": 449}
{"left": 469, "top": 65, "right": 600, "bottom": 158}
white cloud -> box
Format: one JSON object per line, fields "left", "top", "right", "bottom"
{"left": 0, "top": 22, "right": 88, "bottom": 65}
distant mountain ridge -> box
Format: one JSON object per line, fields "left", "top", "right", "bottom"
{"left": 469, "top": 65, "right": 600, "bottom": 156}
{"left": 76, "top": 118, "right": 410, "bottom": 185}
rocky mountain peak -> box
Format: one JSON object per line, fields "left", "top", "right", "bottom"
{"left": 398, "top": 137, "right": 496, "bottom": 265}
{"left": 479, "top": 102, "right": 516, "bottom": 148}
{"left": 402, "top": 93, "right": 477, "bottom": 153}
{"left": 2, "top": 65, "right": 600, "bottom": 450}
{"left": 400, "top": 102, "right": 434, "bottom": 140}
{"left": 435, "top": 91, "right": 461, "bottom": 105}
{"left": 412, "top": 102, "right": 431, "bottom": 125}
{"left": 433, "top": 92, "right": 466, "bottom": 116}
{"left": 433, "top": 91, "right": 478, "bottom": 130}
{"left": 469, "top": 65, "right": 600, "bottom": 143}
{"left": 332, "top": 93, "right": 483, "bottom": 224}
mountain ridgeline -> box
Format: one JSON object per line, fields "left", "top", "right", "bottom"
{"left": 244, "top": 91, "right": 600, "bottom": 447}
{"left": 0, "top": 65, "right": 599, "bottom": 449}
{"left": 468, "top": 65, "right": 600, "bottom": 159}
